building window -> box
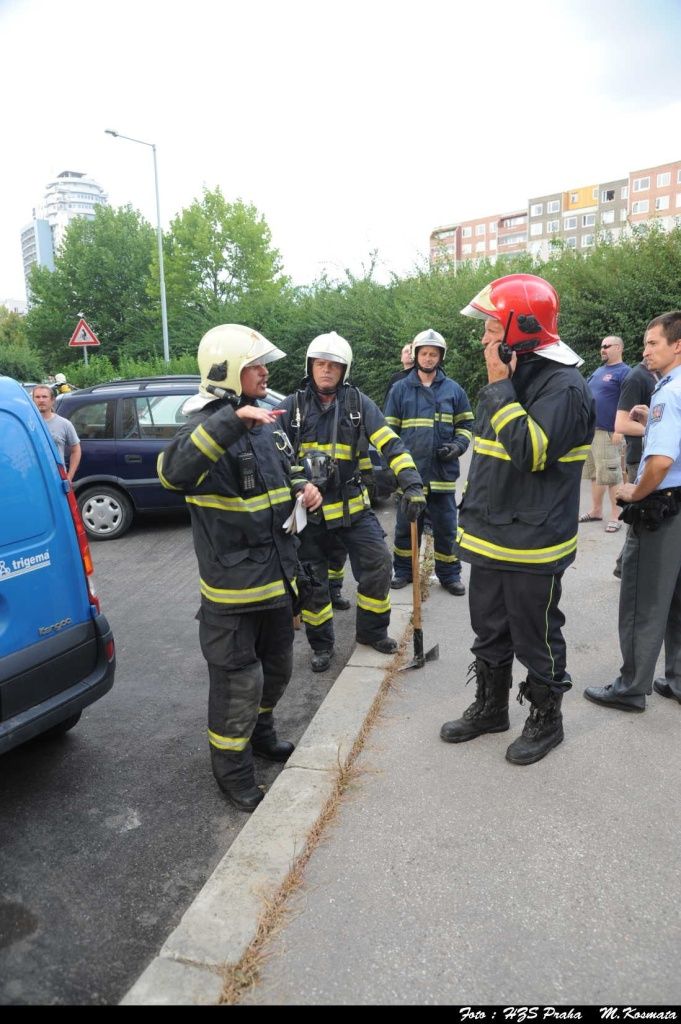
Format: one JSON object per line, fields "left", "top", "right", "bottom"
{"left": 581, "top": 213, "right": 595, "bottom": 227}
{"left": 502, "top": 215, "right": 526, "bottom": 228}
{"left": 657, "top": 172, "right": 671, "bottom": 187}
{"left": 476, "top": 240, "right": 485, "bottom": 252}
{"left": 655, "top": 195, "right": 670, "bottom": 211}
{"left": 462, "top": 243, "right": 472, "bottom": 254}
{"left": 601, "top": 189, "right": 615, "bottom": 202}
{"left": 563, "top": 216, "right": 577, "bottom": 229}
{"left": 569, "top": 193, "right": 579, "bottom": 204}
{"left": 592, "top": 187, "right": 599, "bottom": 199}
{"left": 489, "top": 238, "right": 497, "bottom": 250}
{"left": 582, "top": 234, "right": 594, "bottom": 248}
{"left": 436, "top": 229, "right": 455, "bottom": 240}
{"left": 676, "top": 193, "right": 681, "bottom": 208}
{"left": 547, "top": 200, "right": 560, "bottom": 213}
{"left": 530, "top": 223, "right": 543, "bottom": 237}
{"left": 633, "top": 177, "right": 650, "bottom": 192}
{"left": 620, "top": 208, "right": 628, "bottom": 221}
{"left": 546, "top": 220, "right": 559, "bottom": 233}
{"left": 475, "top": 223, "right": 486, "bottom": 235}
{"left": 566, "top": 237, "right": 577, "bottom": 249}
{"left": 462, "top": 226, "right": 472, "bottom": 238}
{"left": 602, "top": 209, "right": 615, "bottom": 224}
{"left": 621, "top": 185, "right": 629, "bottom": 200}
{"left": 677, "top": 169, "right": 681, "bottom": 184}
{"left": 499, "top": 232, "right": 527, "bottom": 246}
{"left": 631, "top": 200, "right": 649, "bottom": 214}
{"left": 530, "top": 203, "right": 543, "bottom": 217}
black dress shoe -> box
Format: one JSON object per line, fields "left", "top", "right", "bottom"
{"left": 390, "top": 577, "right": 411, "bottom": 590}
{"left": 356, "top": 635, "right": 398, "bottom": 655}
{"left": 583, "top": 685, "right": 645, "bottom": 712}
{"left": 653, "top": 679, "right": 681, "bottom": 703}
{"left": 331, "top": 594, "right": 351, "bottom": 610}
{"left": 443, "top": 580, "right": 466, "bottom": 596}
{"left": 311, "top": 649, "right": 334, "bottom": 672}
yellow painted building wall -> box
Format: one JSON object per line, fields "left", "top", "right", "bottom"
{"left": 563, "top": 185, "right": 598, "bottom": 210}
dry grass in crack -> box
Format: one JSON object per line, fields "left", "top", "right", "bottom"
{"left": 218, "top": 576, "right": 428, "bottom": 1004}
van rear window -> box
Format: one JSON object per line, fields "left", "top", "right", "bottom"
{"left": 0, "top": 413, "right": 52, "bottom": 545}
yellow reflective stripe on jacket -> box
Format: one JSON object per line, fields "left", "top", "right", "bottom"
{"left": 299, "top": 441, "right": 354, "bottom": 461}
{"left": 259, "top": 705, "right": 274, "bottom": 713}
{"left": 435, "top": 412, "right": 453, "bottom": 424}
{"left": 429, "top": 480, "right": 457, "bottom": 492}
{"left": 490, "top": 403, "right": 525, "bottom": 434}
{"left": 384, "top": 416, "right": 401, "bottom": 427}
{"left": 357, "top": 592, "right": 391, "bottom": 614}
{"left": 369, "top": 425, "right": 398, "bottom": 451}
{"left": 527, "top": 417, "right": 549, "bottom": 472}
{"left": 207, "top": 730, "right": 249, "bottom": 752}
{"left": 328, "top": 567, "right": 345, "bottom": 580}
{"left": 200, "top": 578, "right": 287, "bottom": 604}
{"left": 186, "top": 487, "right": 291, "bottom": 513}
{"left": 322, "top": 493, "right": 367, "bottom": 522}
{"left": 301, "top": 603, "right": 333, "bottom": 626}
{"left": 389, "top": 451, "right": 417, "bottom": 475}
{"left": 359, "top": 456, "right": 372, "bottom": 470}
{"left": 401, "top": 418, "right": 434, "bottom": 429}
{"left": 393, "top": 544, "right": 412, "bottom": 558}
{"left": 156, "top": 452, "right": 183, "bottom": 491}
{"left": 190, "top": 423, "right": 225, "bottom": 462}
{"left": 434, "top": 550, "right": 459, "bottom": 563}
{"left": 558, "top": 445, "right": 591, "bottom": 463}
{"left": 458, "top": 429, "right": 474, "bottom": 442}
{"left": 455, "top": 411, "right": 475, "bottom": 424}
{"left": 474, "top": 438, "right": 511, "bottom": 460}
{"left": 457, "top": 528, "right": 578, "bottom": 565}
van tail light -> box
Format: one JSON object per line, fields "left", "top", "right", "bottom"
{"left": 58, "top": 467, "right": 100, "bottom": 613}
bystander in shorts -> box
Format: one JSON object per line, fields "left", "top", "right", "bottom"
{"left": 583, "top": 429, "right": 623, "bottom": 486}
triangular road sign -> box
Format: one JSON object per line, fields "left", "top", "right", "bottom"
{"left": 69, "top": 317, "right": 101, "bottom": 347}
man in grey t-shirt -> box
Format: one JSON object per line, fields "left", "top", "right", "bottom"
{"left": 32, "top": 385, "right": 81, "bottom": 482}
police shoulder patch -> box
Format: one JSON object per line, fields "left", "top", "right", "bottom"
{"left": 652, "top": 403, "right": 665, "bottom": 421}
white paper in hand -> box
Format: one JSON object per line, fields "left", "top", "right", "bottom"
{"left": 282, "top": 493, "right": 308, "bottom": 535}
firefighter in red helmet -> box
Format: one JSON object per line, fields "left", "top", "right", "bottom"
{"left": 440, "top": 274, "right": 595, "bottom": 764}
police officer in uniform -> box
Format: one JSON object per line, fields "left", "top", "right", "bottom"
{"left": 585, "top": 311, "right": 681, "bottom": 712}
{"left": 278, "top": 331, "right": 425, "bottom": 672}
{"left": 385, "top": 328, "right": 473, "bottom": 596}
{"left": 440, "top": 274, "right": 595, "bottom": 764}
{"left": 158, "top": 324, "right": 305, "bottom": 811}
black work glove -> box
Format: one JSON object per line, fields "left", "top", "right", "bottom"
{"left": 436, "top": 443, "right": 461, "bottom": 463}
{"left": 400, "top": 485, "right": 426, "bottom": 522}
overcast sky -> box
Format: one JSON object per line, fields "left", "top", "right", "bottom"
{"left": 2, "top": 0, "right": 681, "bottom": 302}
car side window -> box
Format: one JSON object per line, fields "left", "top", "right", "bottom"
{"left": 135, "top": 394, "right": 189, "bottom": 439}
{"left": 119, "top": 398, "right": 141, "bottom": 439}
{"left": 68, "top": 400, "right": 115, "bottom": 440}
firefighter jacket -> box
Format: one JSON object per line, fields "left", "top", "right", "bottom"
{"left": 157, "top": 396, "right": 299, "bottom": 613}
{"left": 384, "top": 367, "right": 474, "bottom": 492}
{"left": 277, "top": 383, "right": 422, "bottom": 529}
{"left": 457, "top": 353, "right": 595, "bottom": 574}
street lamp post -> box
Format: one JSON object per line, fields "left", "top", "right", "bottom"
{"left": 105, "top": 129, "right": 170, "bottom": 365}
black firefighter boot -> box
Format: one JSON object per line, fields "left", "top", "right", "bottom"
{"left": 212, "top": 745, "right": 264, "bottom": 812}
{"left": 251, "top": 711, "right": 295, "bottom": 763}
{"left": 440, "top": 659, "right": 512, "bottom": 743}
{"left": 505, "top": 678, "right": 564, "bottom": 765}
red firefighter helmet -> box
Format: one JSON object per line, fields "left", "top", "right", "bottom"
{"left": 461, "top": 273, "right": 560, "bottom": 350}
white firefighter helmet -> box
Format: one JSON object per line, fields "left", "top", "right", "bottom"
{"left": 305, "top": 331, "right": 353, "bottom": 383}
{"left": 54, "top": 372, "right": 67, "bottom": 384}
{"left": 412, "top": 328, "right": 447, "bottom": 362}
{"left": 197, "top": 324, "right": 285, "bottom": 399}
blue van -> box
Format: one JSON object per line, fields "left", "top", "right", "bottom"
{"left": 0, "top": 377, "right": 115, "bottom": 754}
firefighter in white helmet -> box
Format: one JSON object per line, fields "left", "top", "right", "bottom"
{"left": 277, "top": 331, "right": 425, "bottom": 672}
{"left": 158, "top": 324, "right": 304, "bottom": 812}
{"left": 385, "top": 328, "right": 473, "bottom": 596}
{"left": 440, "top": 275, "right": 595, "bottom": 765}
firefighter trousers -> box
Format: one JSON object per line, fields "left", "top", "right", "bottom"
{"left": 197, "top": 602, "right": 294, "bottom": 780}
{"left": 298, "top": 511, "right": 392, "bottom": 652}
{"left": 327, "top": 530, "right": 348, "bottom": 598}
{"left": 468, "top": 565, "right": 572, "bottom": 692}
{"left": 393, "top": 490, "right": 461, "bottom": 585}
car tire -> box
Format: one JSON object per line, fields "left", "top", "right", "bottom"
{"left": 78, "top": 486, "right": 133, "bottom": 541}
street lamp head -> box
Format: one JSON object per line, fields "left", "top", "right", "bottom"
{"left": 104, "top": 129, "right": 119, "bottom": 137}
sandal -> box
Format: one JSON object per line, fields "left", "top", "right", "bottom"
{"left": 605, "top": 520, "right": 622, "bottom": 533}
{"left": 579, "top": 512, "right": 603, "bottom": 523}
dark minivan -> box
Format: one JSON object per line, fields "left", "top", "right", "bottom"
{"left": 0, "top": 377, "right": 115, "bottom": 754}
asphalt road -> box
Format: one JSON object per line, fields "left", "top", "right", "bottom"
{"left": 0, "top": 502, "right": 396, "bottom": 1005}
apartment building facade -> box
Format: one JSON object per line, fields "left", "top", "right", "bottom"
{"left": 430, "top": 158, "right": 681, "bottom": 268}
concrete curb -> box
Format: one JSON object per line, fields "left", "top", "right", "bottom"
{"left": 121, "top": 598, "right": 413, "bottom": 1005}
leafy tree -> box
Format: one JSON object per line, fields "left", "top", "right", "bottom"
{"left": 0, "top": 342, "right": 44, "bottom": 382}
{"left": 25, "top": 205, "right": 158, "bottom": 368}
